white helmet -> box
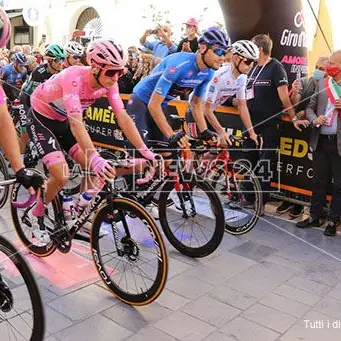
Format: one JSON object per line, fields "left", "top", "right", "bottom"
{"left": 65, "top": 41, "right": 84, "bottom": 57}
{"left": 231, "top": 40, "right": 259, "bottom": 60}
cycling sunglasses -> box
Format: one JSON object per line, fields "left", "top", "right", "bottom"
{"left": 238, "top": 55, "right": 256, "bottom": 66}
{"left": 54, "top": 56, "right": 65, "bottom": 63}
{"left": 209, "top": 47, "right": 227, "bottom": 57}
{"left": 104, "top": 68, "right": 126, "bottom": 78}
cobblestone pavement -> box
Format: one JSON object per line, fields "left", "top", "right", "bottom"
{"left": 1, "top": 200, "right": 341, "bottom": 341}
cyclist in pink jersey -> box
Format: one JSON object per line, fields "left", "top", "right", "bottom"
{"left": 27, "top": 39, "right": 158, "bottom": 226}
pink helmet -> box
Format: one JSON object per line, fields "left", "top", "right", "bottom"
{"left": 0, "top": 7, "right": 11, "bottom": 48}
{"left": 86, "top": 39, "right": 126, "bottom": 70}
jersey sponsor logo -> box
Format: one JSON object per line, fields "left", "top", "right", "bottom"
{"left": 72, "top": 81, "right": 78, "bottom": 87}
{"left": 213, "top": 77, "right": 218, "bottom": 84}
{"left": 48, "top": 137, "right": 57, "bottom": 150}
{"left": 188, "top": 70, "right": 193, "bottom": 77}
{"left": 254, "top": 80, "right": 271, "bottom": 86}
{"left": 155, "top": 87, "right": 163, "bottom": 95}
{"left": 168, "top": 67, "right": 176, "bottom": 75}
{"left": 208, "top": 85, "right": 215, "bottom": 93}
{"left": 141, "top": 129, "right": 148, "bottom": 139}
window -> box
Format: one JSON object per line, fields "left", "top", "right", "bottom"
{"left": 14, "top": 26, "right": 30, "bottom": 44}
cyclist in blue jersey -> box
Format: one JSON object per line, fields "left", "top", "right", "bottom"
{"left": 1, "top": 52, "right": 28, "bottom": 101}
{"left": 127, "top": 27, "right": 229, "bottom": 148}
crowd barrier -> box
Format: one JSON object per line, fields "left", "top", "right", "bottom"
{"left": 86, "top": 94, "right": 323, "bottom": 205}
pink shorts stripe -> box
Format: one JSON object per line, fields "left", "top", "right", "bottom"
{"left": 69, "top": 143, "right": 82, "bottom": 160}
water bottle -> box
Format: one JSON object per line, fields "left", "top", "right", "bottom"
{"left": 62, "top": 196, "right": 76, "bottom": 221}
{"left": 76, "top": 192, "right": 92, "bottom": 213}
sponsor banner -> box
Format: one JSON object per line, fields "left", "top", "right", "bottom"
{"left": 218, "top": 0, "right": 308, "bottom": 83}
{"left": 87, "top": 96, "right": 317, "bottom": 197}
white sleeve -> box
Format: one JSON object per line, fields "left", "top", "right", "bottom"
{"left": 204, "top": 74, "right": 220, "bottom": 104}
{"left": 236, "top": 74, "right": 247, "bottom": 100}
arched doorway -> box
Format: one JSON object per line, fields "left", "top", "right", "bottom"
{"left": 74, "top": 7, "right": 102, "bottom": 44}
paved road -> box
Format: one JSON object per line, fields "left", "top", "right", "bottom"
{"left": 1, "top": 201, "right": 341, "bottom": 341}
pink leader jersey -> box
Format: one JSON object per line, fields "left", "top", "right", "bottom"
{"left": 30, "top": 65, "right": 124, "bottom": 121}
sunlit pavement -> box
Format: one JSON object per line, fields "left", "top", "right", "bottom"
{"left": 1, "top": 199, "right": 341, "bottom": 341}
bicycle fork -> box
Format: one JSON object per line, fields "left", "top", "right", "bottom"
{"left": 174, "top": 180, "right": 196, "bottom": 218}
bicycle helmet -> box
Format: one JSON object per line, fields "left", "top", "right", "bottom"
{"left": 0, "top": 7, "right": 10, "bottom": 48}
{"left": 231, "top": 40, "right": 259, "bottom": 60}
{"left": 13, "top": 52, "right": 28, "bottom": 65}
{"left": 65, "top": 41, "right": 84, "bottom": 56}
{"left": 198, "top": 27, "right": 229, "bottom": 50}
{"left": 44, "top": 44, "right": 65, "bottom": 59}
{"left": 86, "top": 39, "right": 126, "bottom": 70}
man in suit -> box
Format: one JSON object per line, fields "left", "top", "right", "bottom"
{"left": 296, "top": 50, "right": 341, "bottom": 236}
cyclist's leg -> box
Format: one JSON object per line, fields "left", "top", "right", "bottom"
{"left": 26, "top": 109, "right": 69, "bottom": 206}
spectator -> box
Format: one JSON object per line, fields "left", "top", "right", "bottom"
{"left": 133, "top": 53, "right": 153, "bottom": 82}
{"left": 32, "top": 47, "right": 43, "bottom": 64}
{"left": 22, "top": 44, "right": 31, "bottom": 56}
{"left": 244, "top": 34, "right": 296, "bottom": 213}
{"left": 25, "top": 55, "right": 38, "bottom": 75}
{"left": 127, "top": 47, "right": 140, "bottom": 75}
{"left": 140, "top": 24, "right": 177, "bottom": 59}
{"left": 118, "top": 47, "right": 141, "bottom": 94}
{"left": 277, "top": 56, "right": 329, "bottom": 218}
{"left": 177, "top": 18, "right": 199, "bottom": 53}
{"left": 296, "top": 50, "right": 341, "bottom": 236}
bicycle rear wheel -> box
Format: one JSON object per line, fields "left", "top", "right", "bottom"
{"left": 211, "top": 159, "right": 262, "bottom": 235}
{"left": 0, "top": 153, "right": 9, "bottom": 209}
{"left": 91, "top": 197, "right": 168, "bottom": 306}
{"left": 159, "top": 173, "right": 225, "bottom": 258}
{"left": 0, "top": 235, "right": 45, "bottom": 340}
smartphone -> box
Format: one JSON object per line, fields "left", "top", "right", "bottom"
{"left": 150, "top": 29, "right": 158, "bottom": 34}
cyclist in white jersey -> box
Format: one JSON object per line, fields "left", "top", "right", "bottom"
{"left": 187, "top": 40, "right": 260, "bottom": 147}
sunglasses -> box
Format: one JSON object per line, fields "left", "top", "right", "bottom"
{"left": 238, "top": 56, "right": 256, "bottom": 66}
{"left": 54, "top": 56, "right": 65, "bottom": 63}
{"left": 71, "top": 55, "right": 81, "bottom": 60}
{"left": 104, "top": 68, "right": 126, "bottom": 78}
{"left": 209, "top": 47, "right": 227, "bottom": 57}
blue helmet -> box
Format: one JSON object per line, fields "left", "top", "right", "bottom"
{"left": 198, "top": 27, "right": 230, "bottom": 50}
{"left": 13, "top": 52, "right": 28, "bottom": 65}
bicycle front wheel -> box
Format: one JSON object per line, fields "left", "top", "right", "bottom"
{"left": 91, "top": 197, "right": 168, "bottom": 306}
{"left": 0, "top": 235, "right": 45, "bottom": 340}
{"left": 11, "top": 172, "right": 58, "bottom": 257}
{"left": 159, "top": 173, "right": 225, "bottom": 258}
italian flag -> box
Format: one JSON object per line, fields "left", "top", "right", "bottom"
{"left": 325, "top": 77, "right": 341, "bottom": 126}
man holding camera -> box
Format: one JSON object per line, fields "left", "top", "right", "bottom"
{"left": 140, "top": 24, "right": 177, "bottom": 59}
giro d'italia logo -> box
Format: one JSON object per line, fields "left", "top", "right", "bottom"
{"left": 294, "top": 11, "right": 305, "bottom": 28}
